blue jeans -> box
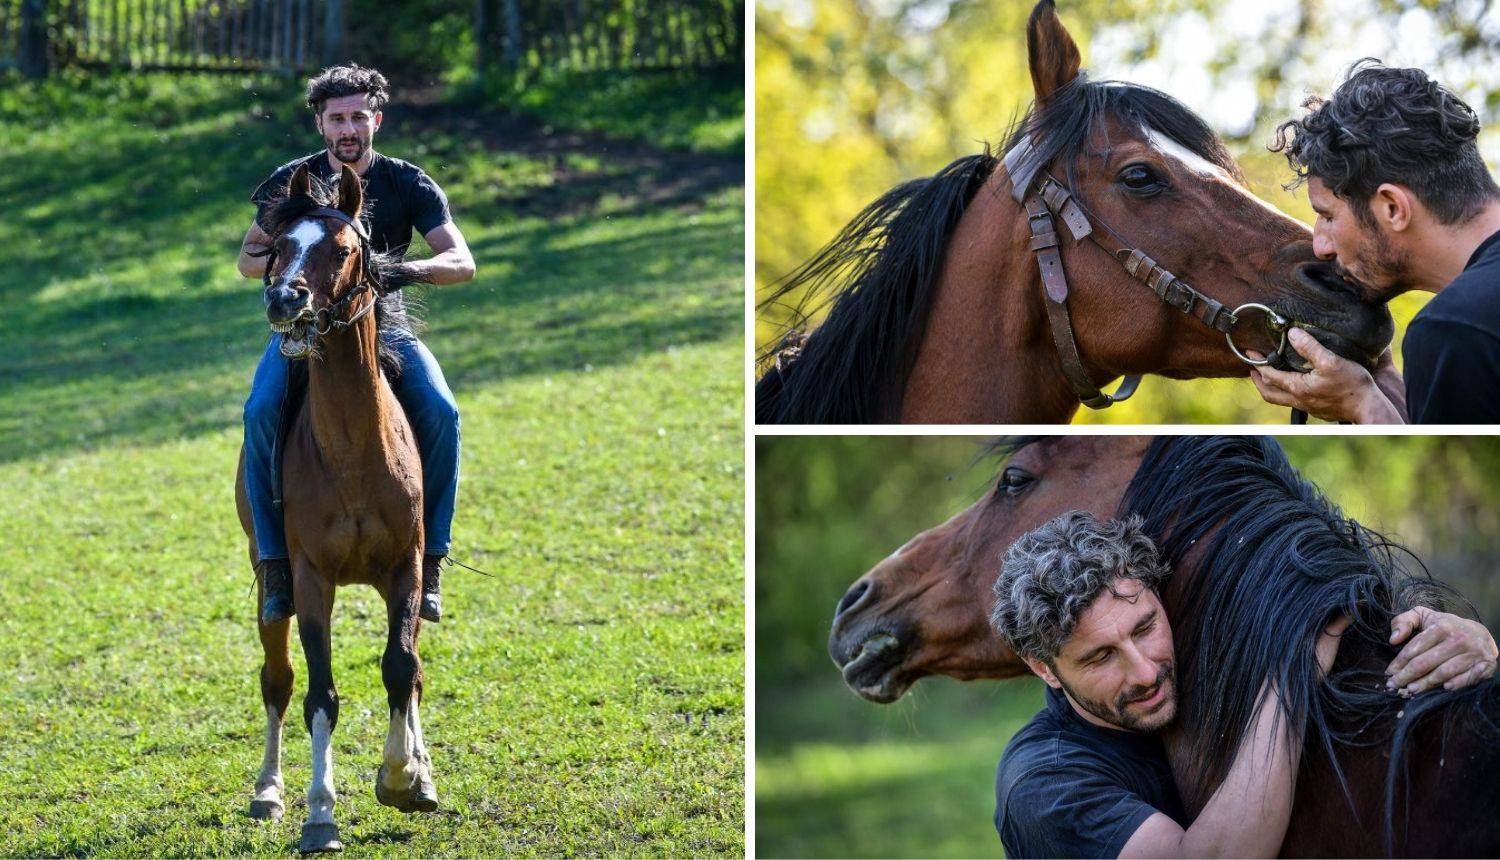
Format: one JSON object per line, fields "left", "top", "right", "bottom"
{"left": 243, "top": 332, "right": 460, "bottom": 560}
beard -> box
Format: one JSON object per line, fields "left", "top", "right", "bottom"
{"left": 1342, "top": 220, "right": 1416, "bottom": 297}
{"left": 326, "top": 133, "right": 368, "bottom": 164}
{"left": 1059, "top": 661, "right": 1177, "bottom": 733}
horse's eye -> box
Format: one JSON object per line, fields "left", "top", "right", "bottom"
{"left": 998, "top": 466, "right": 1037, "bottom": 497}
{"left": 1118, "top": 164, "right": 1167, "bottom": 196}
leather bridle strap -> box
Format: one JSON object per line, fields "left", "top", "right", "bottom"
{"left": 249, "top": 205, "right": 380, "bottom": 335}
{"left": 1023, "top": 192, "right": 1141, "bottom": 408}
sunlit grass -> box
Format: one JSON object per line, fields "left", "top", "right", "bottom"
{"left": 0, "top": 69, "right": 743, "bottom": 857}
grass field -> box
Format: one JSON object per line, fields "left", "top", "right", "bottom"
{"left": 0, "top": 68, "right": 743, "bottom": 856}
{"left": 757, "top": 679, "right": 1041, "bottom": 859}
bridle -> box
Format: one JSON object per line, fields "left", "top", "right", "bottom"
{"left": 249, "top": 205, "right": 380, "bottom": 337}
{"left": 1001, "top": 137, "right": 1300, "bottom": 412}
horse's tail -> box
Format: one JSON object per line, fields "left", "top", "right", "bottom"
{"left": 755, "top": 151, "right": 998, "bottom": 424}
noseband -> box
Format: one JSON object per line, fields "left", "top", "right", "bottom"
{"left": 250, "top": 205, "right": 379, "bottom": 336}
{"left": 1002, "top": 138, "right": 1298, "bottom": 411}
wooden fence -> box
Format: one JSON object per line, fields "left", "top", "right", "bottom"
{"left": 0, "top": 0, "right": 342, "bottom": 76}
{"left": 475, "top": 0, "right": 743, "bottom": 72}
{"left": 0, "top": 0, "right": 741, "bottom": 78}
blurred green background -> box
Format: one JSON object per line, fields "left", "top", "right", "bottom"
{"left": 755, "top": 436, "right": 1500, "bottom": 857}
{"left": 755, "top": 0, "right": 1500, "bottom": 422}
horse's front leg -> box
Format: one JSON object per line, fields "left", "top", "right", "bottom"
{"left": 375, "top": 549, "right": 438, "bottom": 813}
{"left": 295, "top": 559, "right": 343, "bottom": 853}
{"left": 250, "top": 566, "right": 295, "bottom": 821}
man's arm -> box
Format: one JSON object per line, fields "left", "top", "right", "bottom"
{"left": 1250, "top": 328, "right": 1406, "bottom": 423}
{"left": 1119, "top": 617, "right": 1349, "bottom": 859}
{"left": 238, "top": 220, "right": 274, "bottom": 280}
{"left": 394, "top": 222, "right": 476, "bottom": 287}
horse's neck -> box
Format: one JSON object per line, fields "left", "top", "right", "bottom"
{"left": 306, "top": 315, "right": 397, "bottom": 465}
{"left": 899, "top": 170, "right": 1082, "bottom": 423}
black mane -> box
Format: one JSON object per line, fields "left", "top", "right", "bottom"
{"left": 259, "top": 172, "right": 424, "bottom": 369}
{"left": 755, "top": 75, "right": 1240, "bottom": 424}
{"left": 1003, "top": 75, "right": 1244, "bottom": 196}
{"left": 1121, "top": 436, "right": 1500, "bottom": 852}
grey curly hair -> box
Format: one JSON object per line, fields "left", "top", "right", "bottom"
{"left": 990, "top": 511, "right": 1171, "bottom": 664}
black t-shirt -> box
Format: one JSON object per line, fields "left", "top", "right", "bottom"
{"left": 250, "top": 150, "right": 452, "bottom": 258}
{"left": 995, "top": 685, "right": 1186, "bottom": 859}
{"left": 1403, "top": 230, "right": 1500, "bottom": 423}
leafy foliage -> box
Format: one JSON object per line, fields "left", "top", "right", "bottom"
{"left": 751, "top": 0, "right": 1500, "bottom": 422}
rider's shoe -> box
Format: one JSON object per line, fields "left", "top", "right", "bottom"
{"left": 258, "top": 558, "right": 295, "bottom": 625}
{"left": 420, "top": 555, "right": 444, "bottom": 623}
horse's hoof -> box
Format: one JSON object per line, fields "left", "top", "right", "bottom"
{"left": 249, "top": 797, "right": 284, "bottom": 821}
{"left": 298, "top": 821, "right": 342, "bottom": 854}
{"left": 375, "top": 763, "right": 439, "bottom": 813}
{"left": 412, "top": 767, "right": 439, "bottom": 812}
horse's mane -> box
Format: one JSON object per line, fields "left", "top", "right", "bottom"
{"left": 755, "top": 74, "right": 1241, "bottom": 424}
{"left": 260, "top": 172, "right": 424, "bottom": 372}
{"left": 1121, "top": 435, "right": 1500, "bottom": 851}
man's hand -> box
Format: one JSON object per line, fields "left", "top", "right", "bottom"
{"left": 1386, "top": 607, "right": 1498, "bottom": 696}
{"left": 1249, "top": 328, "right": 1403, "bottom": 423}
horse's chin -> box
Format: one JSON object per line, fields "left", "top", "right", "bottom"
{"left": 273, "top": 320, "right": 315, "bottom": 359}
{"left": 839, "top": 632, "right": 915, "bottom": 703}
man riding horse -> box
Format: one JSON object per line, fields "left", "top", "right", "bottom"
{"left": 237, "top": 63, "right": 476, "bottom": 625}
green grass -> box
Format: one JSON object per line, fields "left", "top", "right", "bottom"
{"left": 457, "top": 65, "right": 745, "bottom": 155}
{"left": 756, "top": 679, "right": 1043, "bottom": 859}
{"left": 0, "top": 70, "right": 743, "bottom": 856}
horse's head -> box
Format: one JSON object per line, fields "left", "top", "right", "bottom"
{"left": 828, "top": 436, "right": 1151, "bottom": 702}
{"left": 262, "top": 163, "right": 372, "bottom": 360}
{"left": 1013, "top": 0, "right": 1393, "bottom": 377}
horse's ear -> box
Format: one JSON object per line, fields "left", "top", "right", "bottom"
{"left": 289, "top": 163, "right": 311, "bottom": 198}
{"left": 336, "top": 164, "right": 363, "bottom": 219}
{"left": 1027, "top": 0, "right": 1081, "bottom": 103}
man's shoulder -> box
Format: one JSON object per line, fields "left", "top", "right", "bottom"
{"left": 375, "top": 153, "right": 435, "bottom": 184}
{"left": 1419, "top": 253, "right": 1500, "bottom": 331}
{"left": 265, "top": 152, "right": 326, "bottom": 181}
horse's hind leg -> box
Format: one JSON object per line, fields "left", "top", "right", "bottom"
{"left": 295, "top": 562, "right": 343, "bottom": 853}
{"left": 250, "top": 574, "right": 294, "bottom": 821}
{"left": 375, "top": 554, "right": 437, "bottom": 813}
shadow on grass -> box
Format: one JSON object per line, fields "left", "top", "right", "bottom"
{"left": 0, "top": 73, "right": 743, "bottom": 464}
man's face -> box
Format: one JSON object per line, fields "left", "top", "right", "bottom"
{"left": 1308, "top": 177, "right": 1414, "bottom": 296}
{"left": 315, "top": 93, "right": 382, "bottom": 163}
{"left": 1041, "top": 578, "right": 1178, "bottom": 733}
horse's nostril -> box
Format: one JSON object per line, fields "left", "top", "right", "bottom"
{"left": 836, "top": 581, "right": 871, "bottom": 618}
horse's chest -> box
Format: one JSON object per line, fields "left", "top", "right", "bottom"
{"left": 282, "top": 452, "right": 422, "bottom": 578}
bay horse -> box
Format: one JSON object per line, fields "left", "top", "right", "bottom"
{"left": 234, "top": 163, "right": 436, "bottom": 854}
{"left": 757, "top": 0, "right": 1394, "bottom": 424}
{"left": 827, "top": 436, "right": 1500, "bottom": 855}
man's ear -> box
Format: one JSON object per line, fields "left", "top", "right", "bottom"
{"left": 1027, "top": 0, "right": 1082, "bottom": 104}
{"left": 1370, "top": 183, "right": 1415, "bottom": 233}
{"left": 373, "top": 111, "right": 383, "bottom": 132}
{"left": 1024, "top": 655, "right": 1063, "bottom": 689}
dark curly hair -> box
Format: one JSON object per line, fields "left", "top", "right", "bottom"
{"left": 1271, "top": 60, "right": 1497, "bottom": 227}
{"left": 305, "top": 63, "right": 390, "bottom": 115}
